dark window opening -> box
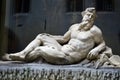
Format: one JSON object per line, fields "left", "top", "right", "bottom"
{"left": 67, "top": 0, "right": 83, "bottom": 12}
{"left": 95, "top": 0, "right": 114, "bottom": 11}
{"left": 14, "top": 0, "right": 30, "bottom": 13}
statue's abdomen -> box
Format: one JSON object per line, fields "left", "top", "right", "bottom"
{"left": 64, "top": 38, "right": 94, "bottom": 53}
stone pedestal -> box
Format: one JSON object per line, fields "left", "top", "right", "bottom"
{"left": 0, "top": 61, "right": 120, "bottom": 80}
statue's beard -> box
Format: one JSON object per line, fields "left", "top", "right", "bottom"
{"left": 80, "top": 20, "right": 94, "bottom": 31}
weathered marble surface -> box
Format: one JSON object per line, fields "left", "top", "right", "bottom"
{"left": 0, "top": 61, "right": 120, "bottom": 80}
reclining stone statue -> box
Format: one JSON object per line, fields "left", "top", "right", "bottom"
{"left": 3, "top": 7, "right": 120, "bottom": 68}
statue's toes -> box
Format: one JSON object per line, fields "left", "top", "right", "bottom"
{"left": 2, "top": 54, "right": 12, "bottom": 61}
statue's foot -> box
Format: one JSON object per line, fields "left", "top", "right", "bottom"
{"left": 9, "top": 53, "right": 25, "bottom": 61}
{"left": 2, "top": 54, "right": 12, "bottom": 61}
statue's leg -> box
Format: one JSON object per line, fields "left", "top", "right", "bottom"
{"left": 25, "top": 46, "right": 88, "bottom": 64}
{"left": 8, "top": 33, "right": 62, "bottom": 61}
{"left": 25, "top": 46, "right": 70, "bottom": 64}
{"left": 8, "top": 34, "right": 43, "bottom": 61}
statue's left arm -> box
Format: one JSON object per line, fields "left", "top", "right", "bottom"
{"left": 46, "top": 30, "right": 71, "bottom": 45}
{"left": 40, "top": 29, "right": 71, "bottom": 45}
{"left": 87, "top": 25, "right": 106, "bottom": 60}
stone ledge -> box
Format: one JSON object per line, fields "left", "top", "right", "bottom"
{"left": 0, "top": 61, "right": 120, "bottom": 80}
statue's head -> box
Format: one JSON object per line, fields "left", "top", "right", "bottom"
{"left": 81, "top": 7, "right": 96, "bottom": 22}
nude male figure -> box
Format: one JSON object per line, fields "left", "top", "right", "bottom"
{"left": 4, "top": 8, "right": 109, "bottom": 64}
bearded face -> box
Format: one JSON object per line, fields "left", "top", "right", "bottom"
{"left": 82, "top": 12, "right": 94, "bottom": 22}
{"left": 81, "top": 7, "right": 96, "bottom": 22}
{"left": 80, "top": 7, "right": 96, "bottom": 31}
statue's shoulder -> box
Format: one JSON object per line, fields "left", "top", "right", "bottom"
{"left": 90, "top": 25, "right": 102, "bottom": 35}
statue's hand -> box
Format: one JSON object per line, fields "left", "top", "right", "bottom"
{"left": 87, "top": 49, "right": 99, "bottom": 60}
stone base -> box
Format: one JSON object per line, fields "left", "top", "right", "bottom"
{"left": 0, "top": 61, "right": 120, "bottom": 80}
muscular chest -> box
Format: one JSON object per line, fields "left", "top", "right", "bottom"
{"left": 71, "top": 30, "right": 93, "bottom": 41}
